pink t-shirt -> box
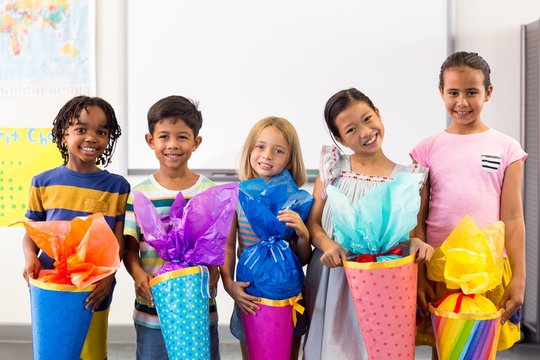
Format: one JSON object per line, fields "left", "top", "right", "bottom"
{"left": 410, "top": 128, "right": 527, "bottom": 247}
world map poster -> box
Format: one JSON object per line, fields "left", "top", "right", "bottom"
{"left": 0, "top": 0, "right": 95, "bottom": 96}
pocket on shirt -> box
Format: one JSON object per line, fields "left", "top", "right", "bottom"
{"left": 481, "top": 154, "right": 502, "bottom": 172}
{"left": 83, "top": 199, "right": 109, "bottom": 213}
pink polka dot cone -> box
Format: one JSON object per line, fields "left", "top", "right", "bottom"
{"left": 344, "top": 255, "right": 418, "bottom": 360}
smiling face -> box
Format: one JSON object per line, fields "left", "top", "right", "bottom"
{"left": 440, "top": 66, "right": 492, "bottom": 134}
{"left": 249, "top": 125, "right": 291, "bottom": 182}
{"left": 62, "top": 105, "right": 109, "bottom": 172}
{"left": 145, "top": 118, "right": 201, "bottom": 172}
{"left": 334, "top": 100, "right": 384, "bottom": 156}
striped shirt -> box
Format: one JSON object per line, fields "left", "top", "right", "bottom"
{"left": 124, "top": 174, "right": 217, "bottom": 329}
{"left": 25, "top": 165, "right": 130, "bottom": 228}
{"left": 237, "top": 203, "right": 259, "bottom": 257}
{"left": 24, "top": 165, "right": 130, "bottom": 311}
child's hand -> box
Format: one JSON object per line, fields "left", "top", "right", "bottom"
{"left": 230, "top": 281, "right": 260, "bottom": 315}
{"left": 277, "top": 210, "right": 309, "bottom": 240}
{"left": 133, "top": 268, "right": 154, "bottom": 306}
{"left": 320, "top": 241, "right": 347, "bottom": 268}
{"left": 22, "top": 255, "right": 41, "bottom": 284}
{"left": 499, "top": 276, "right": 525, "bottom": 324}
{"left": 417, "top": 271, "right": 435, "bottom": 316}
{"left": 208, "top": 265, "right": 220, "bottom": 288}
{"left": 85, "top": 273, "right": 115, "bottom": 312}
{"left": 409, "top": 237, "right": 434, "bottom": 262}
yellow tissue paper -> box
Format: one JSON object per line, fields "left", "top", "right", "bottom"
{"left": 439, "top": 215, "right": 505, "bottom": 294}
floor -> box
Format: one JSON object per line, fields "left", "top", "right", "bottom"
{"left": 1, "top": 325, "right": 539, "bottom": 359}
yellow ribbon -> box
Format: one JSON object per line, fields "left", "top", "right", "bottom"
{"left": 257, "top": 293, "right": 305, "bottom": 326}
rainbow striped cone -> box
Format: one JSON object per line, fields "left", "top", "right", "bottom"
{"left": 29, "top": 278, "right": 95, "bottom": 360}
{"left": 429, "top": 304, "right": 503, "bottom": 360}
{"left": 150, "top": 267, "right": 210, "bottom": 360}
{"left": 241, "top": 294, "right": 304, "bottom": 360}
{"left": 343, "top": 255, "right": 418, "bottom": 360}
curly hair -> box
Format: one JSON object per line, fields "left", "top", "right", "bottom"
{"left": 51, "top": 96, "right": 121, "bottom": 167}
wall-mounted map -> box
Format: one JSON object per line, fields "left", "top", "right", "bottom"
{"left": 0, "top": 0, "right": 95, "bottom": 96}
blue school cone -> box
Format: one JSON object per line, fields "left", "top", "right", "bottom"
{"left": 150, "top": 266, "right": 211, "bottom": 360}
{"left": 29, "top": 278, "right": 95, "bottom": 360}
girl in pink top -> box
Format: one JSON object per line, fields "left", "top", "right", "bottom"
{"left": 411, "top": 51, "right": 527, "bottom": 357}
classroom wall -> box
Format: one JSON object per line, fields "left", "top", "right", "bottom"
{"left": 2, "top": 0, "right": 540, "bottom": 327}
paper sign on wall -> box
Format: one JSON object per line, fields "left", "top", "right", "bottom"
{"left": 0, "top": 128, "right": 62, "bottom": 226}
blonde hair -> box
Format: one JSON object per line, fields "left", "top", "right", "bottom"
{"left": 239, "top": 116, "right": 306, "bottom": 187}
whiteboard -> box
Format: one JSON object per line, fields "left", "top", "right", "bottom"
{"left": 127, "top": 0, "right": 448, "bottom": 176}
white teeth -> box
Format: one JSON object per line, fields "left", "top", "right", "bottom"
{"left": 166, "top": 154, "right": 180, "bottom": 158}
{"left": 259, "top": 162, "right": 272, "bottom": 170}
{"left": 81, "top": 147, "right": 96, "bottom": 152}
{"left": 364, "top": 135, "right": 376, "bottom": 146}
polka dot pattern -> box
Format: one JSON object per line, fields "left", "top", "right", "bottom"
{"left": 151, "top": 272, "right": 210, "bottom": 360}
{"left": 344, "top": 260, "right": 418, "bottom": 360}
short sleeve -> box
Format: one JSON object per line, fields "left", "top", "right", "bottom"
{"left": 115, "top": 177, "right": 131, "bottom": 223}
{"left": 504, "top": 138, "right": 527, "bottom": 168}
{"left": 409, "top": 139, "right": 430, "bottom": 168}
{"left": 123, "top": 191, "right": 142, "bottom": 241}
{"left": 319, "top": 145, "right": 345, "bottom": 199}
{"left": 25, "top": 175, "right": 46, "bottom": 221}
{"left": 403, "top": 163, "right": 429, "bottom": 191}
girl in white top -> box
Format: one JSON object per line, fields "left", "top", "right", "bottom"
{"left": 303, "top": 88, "right": 433, "bottom": 359}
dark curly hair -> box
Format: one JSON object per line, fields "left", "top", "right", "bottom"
{"left": 51, "top": 96, "right": 121, "bottom": 167}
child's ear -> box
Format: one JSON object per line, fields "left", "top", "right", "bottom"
{"left": 484, "top": 85, "right": 493, "bottom": 102}
{"left": 145, "top": 133, "right": 154, "bottom": 148}
{"left": 192, "top": 136, "right": 202, "bottom": 151}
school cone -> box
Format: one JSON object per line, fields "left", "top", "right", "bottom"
{"left": 29, "top": 278, "right": 95, "bottom": 360}
{"left": 343, "top": 255, "right": 418, "bottom": 360}
{"left": 150, "top": 266, "right": 210, "bottom": 360}
{"left": 241, "top": 294, "right": 303, "bottom": 360}
{"left": 429, "top": 294, "right": 503, "bottom": 360}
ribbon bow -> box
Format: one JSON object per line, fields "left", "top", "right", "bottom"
{"left": 354, "top": 247, "right": 403, "bottom": 263}
{"left": 435, "top": 290, "right": 476, "bottom": 313}
{"left": 242, "top": 236, "right": 290, "bottom": 269}
{"left": 257, "top": 293, "right": 305, "bottom": 326}
{"left": 289, "top": 293, "right": 305, "bottom": 326}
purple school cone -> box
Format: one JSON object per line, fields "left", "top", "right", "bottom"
{"left": 241, "top": 294, "right": 303, "bottom": 360}
{"left": 29, "top": 278, "right": 95, "bottom": 360}
{"left": 150, "top": 266, "right": 211, "bottom": 360}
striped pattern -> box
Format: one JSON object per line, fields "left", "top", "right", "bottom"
{"left": 481, "top": 154, "right": 502, "bottom": 172}
{"left": 237, "top": 204, "right": 258, "bottom": 256}
{"left": 25, "top": 166, "right": 130, "bottom": 229}
{"left": 431, "top": 307, "right": 502, "bottom": 359}
{"left": 124, "top": 174, "right": 218, "bottom": 329}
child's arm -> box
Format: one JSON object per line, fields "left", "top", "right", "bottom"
{"left": 499, "top": 160, "right": 526, "bottom": 323}
{"left": 22, "top": 232, "right": 41, "bottom": 283}
{"left": 307, "top": 176, "right": 347, "bottom": 268}
{"left": 409, "top": 181, "right": 434, "bottom": 263}
{"left": 123, "top": 234, "right": 154, "bottom": 306}
{"left": 414, "top": 178, "right": 436, "bottom": 315}
{"left": 84, "top": 220, "right": 125, "bottom": 312}
{"left": 277, "top": 209, "right": 312, "bottom": 265}
{"left": 220, "top": 216, "right": 260, "bottom": 314}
